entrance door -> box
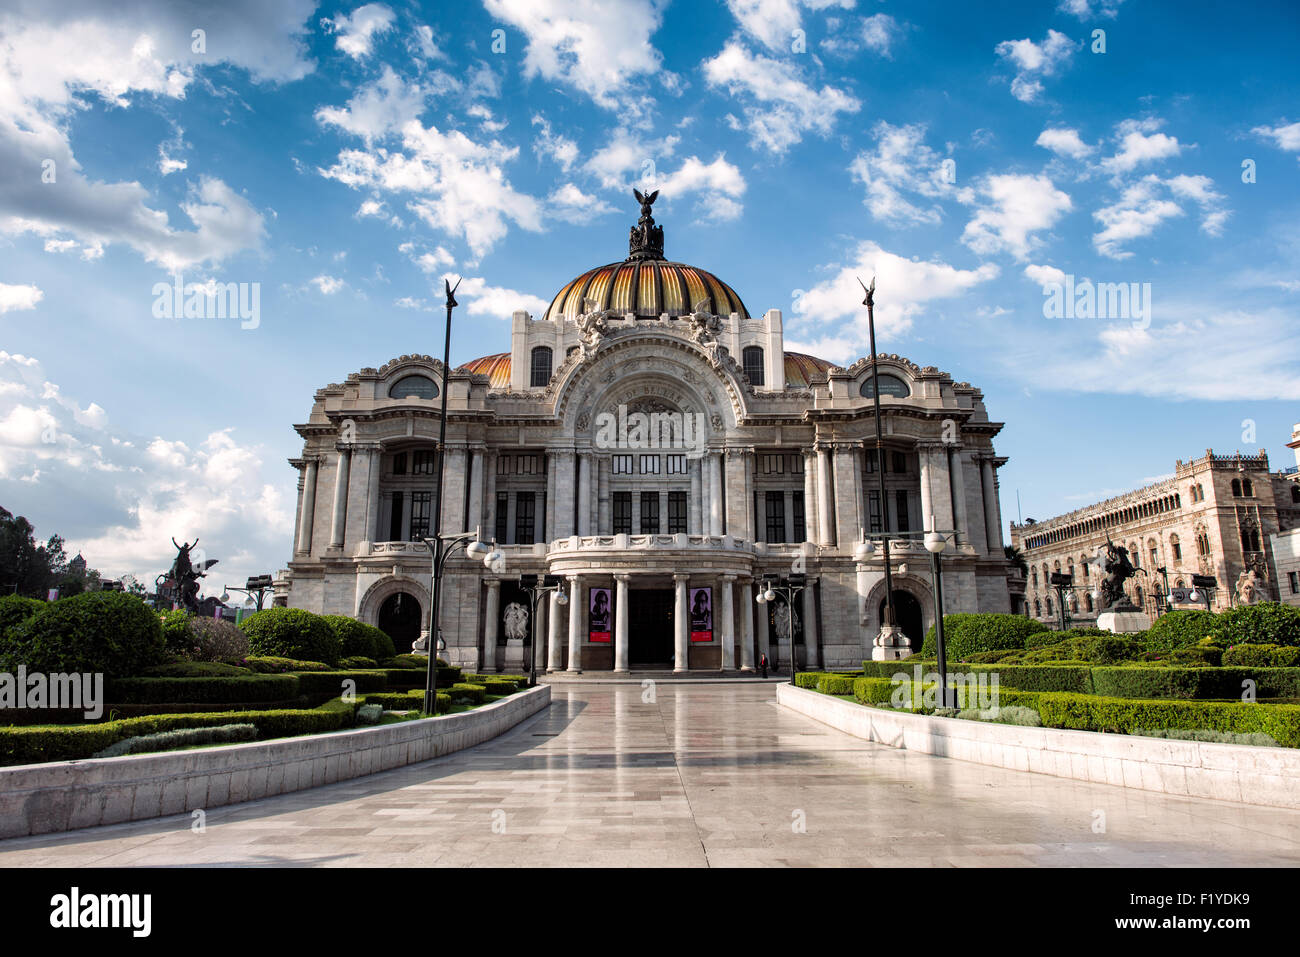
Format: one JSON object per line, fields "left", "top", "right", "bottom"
{"left": 628, "top": 589, "right": 674, "bottom": 666}
{"left": 379, "top": 592, "right": 422, "bottom": 654}
{"left": 879, "top": 591, "right": 924, "bottom": 653}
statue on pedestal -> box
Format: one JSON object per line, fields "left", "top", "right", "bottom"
{"left": 1099, "top": 538, "right": 1138, "bottom": 612}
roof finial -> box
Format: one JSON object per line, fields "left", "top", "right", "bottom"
{"left": 627, "top": 188, "right": 664, "bottom": 261}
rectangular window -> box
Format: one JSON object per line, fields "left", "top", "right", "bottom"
{"left": 892, "top": 451, "right": 907, "bottom": 474}
{"left": 765, "top": 490, "right": 786, "bottom": 544}
{"left": 495, "top": 491, "right": 508, "bottom": 544}
{"left": 640, "top": 454, "right": 660, "bottom": 474}
{"left": 496, "top": 455, "right": 510, "bottom": 475}
{"left": 613, "top": 454, "right": 634, "bottom": 474}
{"left": 1150, "top": 547, "right": 1158, "bottom": 567}
{"left": 409, "top": 491, "right": 432, "bottom": 541}
{"left": 896, "top": 489, "right": 909, "bottom": 533}
{"left": 667, "top": 491, "right": 687, "bottom": 533}
{"left": 792, "top": 491, "right": 806, "bottom": 542}
{"left": 392, "top": 452, "right": 407, "bottom": 475}
{"left": 763, "top": 453, "right": 783, "bottom": 474}
{"left": 388, "top": 491, "right": 403, "bottom": 541}
{"left": 515, "top": 491, "right": 536, "bottom": 545}
{"left": 412, "top": 450, "right": 436, "bottom": 474}
{"left": 1290, "top": 571, "right": 1298, "bottom": 595}
{"left": 1172, "top": 542, "right": 1181, "bottom": 561}
{"left": 640, "top": 492, "right": 660, "bottom": 533}
{"left": 612, "top": 492, "right": 632, "bottom": 534}
{"left": 516, "top": 454, "right": 538, "bottom": 474}
{"left": 864, "top": 452, "right": 876, "bottom": 473}
{"left": 789, "top": 454, "right": 804, "bottom": 474}
{"left": 868, "top": 490, "right": 881, "bottom": 533}
{"left": 666, "top": 454, "right": 686, "bottom": 474}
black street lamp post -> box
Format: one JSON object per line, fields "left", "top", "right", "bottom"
{"left": 755, "top": 574, "right": 806, "bottom": 685}
{"left": 421, "top": 530, "right": 493, "bottom": 714}
{"left": 858, "top": 278, "right": 897, "bottom": 650}
{"left": 924, "top": 523, "right": 954, "bottom": 708}
{"left": 517, "top": 574, "right": 567, "bottom": 687}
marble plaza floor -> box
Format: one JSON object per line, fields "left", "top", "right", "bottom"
{"left": 3, "top": 682, "right": 1300, "bottom": 867}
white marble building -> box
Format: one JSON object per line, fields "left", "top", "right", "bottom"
{"left": 276, "top": 198, "right": 1014, "bottom": 671}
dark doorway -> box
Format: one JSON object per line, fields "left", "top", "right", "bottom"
{"left": 379, "top": 592, "right": 422, "bottom": 654}
{"left": 629, "top": 589, "right": 674, "bottom": 666}
{"left": 879, "top": 590, "right": 924, "bottom": 653}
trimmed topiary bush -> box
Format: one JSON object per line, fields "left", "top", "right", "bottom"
{"left": 239, "top": 607, "right": 341, "bottom": 666}
{"left": 920, "top": 613, "right": 1049, "bottom": 660}
{"left": 0, "top": 594, "right": 45, "bottom": 643}
{"left": 321, "top": 615, "right": 396, "bottom": 661}
{"left": 158, "top": 608, "right": 192, "bottom": 654}
{"left": 243, "top": 655, "right": 331, "bottom": 673}
{"left": 139, "top": 661, "right": 252, "bottom": 677}
{"left": 1, "top": 592, "right": 165, "bottom": 677}
{"left": 1145, "top": 610, "right": 1219, "bottom": 652}
{"left": 183, "top": 617, "right": 250, "bottom": 663}
{"left": 339, "top": 655, "right": 379, "bottom": 669}
{"left": 92, "top": 722, "right": 258, "bottom": 758}
{"left": 1222, "top": 643, "right": 1300, "bottom": 668}
{"left": 1212, "top": 602, "right": 1300, "bottom": 648}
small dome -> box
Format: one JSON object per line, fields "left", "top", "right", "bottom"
{"left": 458, "top": 352, "right": 511, "bottom": 388}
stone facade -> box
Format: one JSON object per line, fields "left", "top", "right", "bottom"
{"left": 276, "top": 214, "right": 1014, "bottom": 671}
{"left": 1011, "top": 430, "right": 1300, "bottom": 625}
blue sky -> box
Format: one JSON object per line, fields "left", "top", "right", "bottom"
{"left": 0, "top": 0, "right": 1297, "bottom": 590}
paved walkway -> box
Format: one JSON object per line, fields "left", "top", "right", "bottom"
{"left": 3, "top": 683, "right": 1300, "bottom": 867}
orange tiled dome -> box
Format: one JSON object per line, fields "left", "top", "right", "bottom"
{"left": 544, "top": 260, "right": 749, "bottom": 324}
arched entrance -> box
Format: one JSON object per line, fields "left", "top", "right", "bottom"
{"left": 378, "top": 592, "right": 422, "bottom": 654}
{"left": 880, "top": 591, "right": 924, "bottom": 653}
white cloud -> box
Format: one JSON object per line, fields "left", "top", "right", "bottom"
{"left": 1024, "top": 263, "right": 1067, "bottom": 286}
{"left": 849, "top": 122, "right": 972, "bottom": 225}
{"left": 658, "top": 155, "right": 747, "bottom": 222}
{"left": 531, "top": 115, "right": 579, "bottom": 171}
{"left": 1036, "top": 127, "right": 1095, "bottom": 160}
{"left": 1252, "top": 120, "right": 1300, "bottom": 154}
{"left": 1058, "top": 0, "right": 1126, "bottom": 18}
{"left": 319, "top": 120, "right": 542, "bottom": 260}
{"left": 1100, "top": 119, "right": 1184, "bottom": 175}
{"left": 446, "top": 275, "right": 548, "bottom": 318}
{"left": 822, "top": 13, "right": 903, "bottom": 58}
{"left": 1092, "top": 173, "right": 1227, "bottom": 257}
{"left": 0, "top": 283, "right": 44, "bottom": 313}
{"left": 322, "top": 3, "right": 396, "bottom": 60}
{"left": 546, "top": 183, "right": 616, "bottom": 224}
{"left": 785, "top": 241, "right": 999, "bottom": 363}
{"left": 994, "top": 30, "right": 1075, "bottom": 103}
{"left": 314, "top": 64, "right": 435, "bottom": 142}
{"left": 401, "top": 244, "right": 455, "bottom": 273}
{"left": 583, "top": 129, "right": 680, "bottom": 190}
{"left": 962, "top": 173, "right": 1073, "bottom": 260}
{"left": 0, "top": 0, "right": 311, "bottom": 268}
{"left": 309, "top": 275, "right": 346, "bottom": 294}
{"left": 482, "top": 0, "right": 666, "bottom": 111}
{"left": 702, "top": 41, "right": 860, "bottom": 153}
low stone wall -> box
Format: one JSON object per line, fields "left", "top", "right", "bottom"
{"left": 0, "top": 685, "right": 550, "bottom": 839}
{"left": 777, "top": 683, "right": 1300, "bottom": 810}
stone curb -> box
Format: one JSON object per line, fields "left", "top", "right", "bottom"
{"left": 0, "top": 685, "right": 551, "bottom": 839}
{"left": 776, "top": 683, "right": 1300, "bottom": 810}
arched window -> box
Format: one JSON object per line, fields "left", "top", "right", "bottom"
{"left": 1243, "top": 478, "right": 1254, "bottom": 497}
{"left": 859, "top": 372, "right": 911, "bottom": 398}
{"left": 1170, "top": 534, "right": 1181, "bottom": 562}
{"left": 1231, "top": 478, "right": 1241, "bottom": 497}
{"left": 388, "top": 374, "right": 439, "bottom": 399}
{"left": 1034, "top": 600, "right": 1041, "bottom": 617}
{"left": 1046, "top": 598, "right": 1053, "bottom": 616}
{"left": 1085, "top": 592, "right": 1094, "bottom": 613}
{"left": 1130, "top": 543, "right": 1140, "bottom": 568}
{"left": 1292, "top": 485, "right": 1300, "bottom": 504}
{"left": 742, "top": 346, "right": 765, "bottom": 386}
{"left": 1137, "top": 586, "right": 1144, "bottom": 608}
{"left": 1031, "top": 567, "right": 1038, "bottom": 588}
{"left": 530, "top": 346, "right": 553, "bottom": 387}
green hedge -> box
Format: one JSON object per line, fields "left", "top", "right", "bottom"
{"left": 239, "top": 608, "right": 341, "bottom": 666}
{"left": 0, "top": 594, "right": 45, "bottom": 641}
{"left": 362, "top": 691, "right": 451, "bottom": 714}
{"left": 93, "top": 723, "right": 258, "bottom": 758}
{"left": 0, "top": 697, "right": 358, "bottom": 766}
{"left": 920, "top": 613, "right": 1048, "bottom": 659}
{"left": 1145, "top": 610, "right": 1219, "bottom": 651}
{"left": 243, "top": 656, "right": 331, "bottom": 673}
{"left": 1, "top": 592, "right": 165, "bottom": 678}
{"left": 105, "top": 674, "right": 299, "bottom": 704}
{"left": 1223, "top": 644, "right": 1300, "bottom": 668}
{"left": 139, "top": 661, "right": 253, "bottom": 677}
{"left": 321, "top": 615, "right": 396, "bottom": 661}
{"left": 816, "top": 673, "right": 857, "bottom": 695}
{"left": 291, "top": 669, "right": 388, "bottom": 697}
{"left": 446, "top": 682, "right": 487, "bottom": 704}
{"left": 1213, "top": 603, "right": 1300, "bottom": 647}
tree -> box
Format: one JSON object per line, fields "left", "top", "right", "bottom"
{"left": 1004, "top": 544, "right": 1029, "bottom": 577}
{"left": 0, "top": 507, "right": 66, "bottom": 598}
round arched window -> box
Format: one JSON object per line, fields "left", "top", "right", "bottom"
{"left": 389, "top": 374, "right": 439, "bottom": 399}
{"left": 859, "top": 373, "right": 910, "bottom": 398}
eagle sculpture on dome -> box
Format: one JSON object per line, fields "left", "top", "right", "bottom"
{"left": 633, "top": 188, "right": 659, "bottom": 220}
{"left": 628, "top": 188, "right": 664, "bottom": 260}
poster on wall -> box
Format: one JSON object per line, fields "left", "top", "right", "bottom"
{"left": 589, "top": 587, "right": 611, "bottom": 642}
{"left": 689, "top": 587, "right": 712, "bottom": 642}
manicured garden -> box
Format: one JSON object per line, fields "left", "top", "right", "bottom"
{"left": 796, "top": 605, "right": 1300, "bottom": 748}
{"left": 0, "top": 593, "right": 527, "bottom": 766}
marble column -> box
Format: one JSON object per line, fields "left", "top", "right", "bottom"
{"left": 597, "top": 456, "right": 610, "bottom": 535}
{"left": 949, "top": 447, "right": 971, "bottom": 547}
{"left": 365, "top": 448, "right": 382, "bottom": 541}
{"left": 803, "top": 581, "right": 820, "bottom": 670}
{"left": 707, "top": 452, "right": 724, "bottom": 536}
{"left": 981, "top": 456, "right": 1002, "bottom": 554}
{"left": 817, "top": 445, "right": 834, "bottom": 545}
{"left": 674, "top": 574, "right": 689, "bottom": 673}
{"left": 297, "top": 458, "right": 319, "bottom": 555}
{"left": 803, "top": 449, "right": 818, "bottom": 543}
{"left": 467, "top": 449, "right": 484, "bottom": 537}
{"left": 544, "top": 452, "right": 557, "bottom": 542}
{"left": 918, "top": 445, "right": 934, "bottom": 531}
{"left": 329, "top": 446, "right": 351, "bottom": 549}
{"left": 567, "top": 575, "right": 583, "bottom": 673}
{"left": 482, "top": 579, "right": 500, "bottom": 672}
{"left": 689, "top": 456, "right": 702, "bottom": 534}
{"left": 547, "top": 589, "right": 564, "bottom": 672}
{"left": 758, "top": 589, "right": 772, "bottom": 667}
{"left": 719, "top": 575, "right": 736, "bottom": 670}
{"left": 484, "top": 452, "right": 498, "bottom": 541}
{"left": 555, "top": 449, "right": 576, "bottom": 539}
{"left": 614, "top": 573, "right": 630, "bottom": 672}
{"left": 739, "top": 581, "right": 756, "bottom": 671}
{"left": 535, "top": 594, "right": 548, "bottom": 673}
{"left": 833, "top": 445, "right": 861, "bottom": 548}
{"left": 577, "top": 453, "right": 593, "bottom": 536}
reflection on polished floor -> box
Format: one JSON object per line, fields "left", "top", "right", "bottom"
{"left": 3, "top": 683, "right": 1300, "bottom": 867}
